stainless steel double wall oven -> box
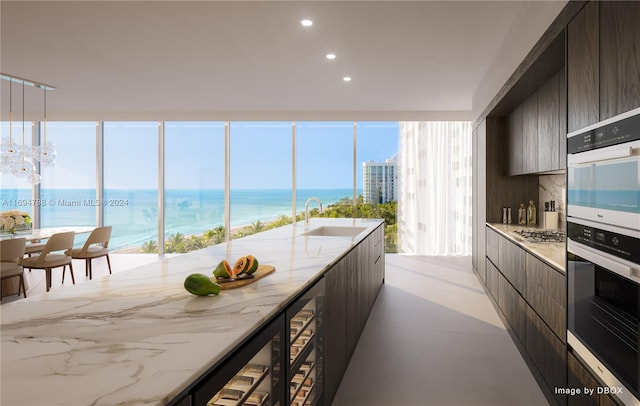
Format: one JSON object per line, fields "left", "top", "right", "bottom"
{"left": 567, "top": 107, "right": 640, "bottom": 405}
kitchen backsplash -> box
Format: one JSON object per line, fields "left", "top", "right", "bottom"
{"left": 539, "top": 173, "right": 566, "bottom": 230}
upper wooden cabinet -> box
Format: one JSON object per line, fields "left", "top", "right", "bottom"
{"left": 507, "top": 104, "right": 523, "bottom": 176}
{"left": 507, "top": 69, "right": 564, "bottom": 175}
{"left": 537, "top": 70, "right": 564, "bottom": 172}
{"left": 567, "top": 1, "right": 599, "bottom": 133}
{"left": 599, "top": 1, "right": 640, "bottom": 121}
{"left": 568, "top": 1, "right": 640, "bottom": 133}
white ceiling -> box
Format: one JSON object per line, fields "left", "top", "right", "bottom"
{"left": 0, "top": 1, "right": 566, "bottom": 121}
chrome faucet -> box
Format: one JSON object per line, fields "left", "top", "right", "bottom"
{"left": 305, "top": 197, "right": 323, "bottom": 224}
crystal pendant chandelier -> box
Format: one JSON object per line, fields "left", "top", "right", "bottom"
{"left": 10, "top": 81, "right": 39, "bottom": 184}
{"left": 1, "top": 73, "right": 56, "bottom": 185}
{"left": 31, "top": 87, "right": 57, "bottom": 167}
{"left": 0, "top": 80, "right": 22, "bottom": 174}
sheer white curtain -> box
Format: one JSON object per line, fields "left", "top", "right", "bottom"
{"left": 398, "top": 121, "right": 472, "bottom": 255}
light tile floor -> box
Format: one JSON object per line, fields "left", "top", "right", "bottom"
{"left": 332, "top": 254, "right": 548, "bottom": 406}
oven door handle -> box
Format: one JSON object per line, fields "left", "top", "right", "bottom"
{"left": 567, "top": 145, "right": 631, "bottom": 165}
{"left": 568, "top": 240, "right": 638, "bottom": 282}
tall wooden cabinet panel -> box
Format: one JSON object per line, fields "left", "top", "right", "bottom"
{"left": 537, "top": 70, "right": 562, "bottom": 172}
{"left": 344, "top": 249, "right": 360, "bottom": 358}
{"left": 324, "top": 257, "right": 347, "bottom": 404}
{"left": 526, "top": 306, "right": 567, "bottom": 406}
{"left": 525, "top": 253, "right": 566, "bottom": 342}
{"left": 567, "top": 0, "right": 599, "bottom": 133}
{"left": 485, "top": 258, "right": 499, "bottom": 302}
{"left": 498, "top": 273, "right": 526, "bottom": 345}
{"left": 508, "top": 105, "right": 524, "bottom": 175}
{"left": 567, "top": 352, "right": 624, "bottom": 406}
{"left": 567, "top": 352, "right": 600, "bottom": 406}
{"left": 522, "top": 91, "right": 539, "bottom": 174}
{"left": 498, "top": 237, "right": 526, "bottom": 295}
{"left": 374, "top": 225, "right": 385, "bottom": 291}
{"left": 559, "top": 70, "right": 567, "bottom": 169}
{"left": 486, "top": 227, "right": 500, "bottom": 267}
{"left": 599, "top": 1, "right": 640, "bottom": 121}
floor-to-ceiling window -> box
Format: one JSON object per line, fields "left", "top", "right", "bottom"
{"left": 0, "top": 121, "right": 34, "bottom": 220}
{"left": 296, "top": 122, "right": 355, "bottom": 217}
{"left": 2, "top": 119, "right": 412, "bottom": 256}
{"left": 356, "top": 121, "right": 399, "bottom": 252}
{"left": 230, "top": 122, "right": 292, "bottom": 238}
{"left": 104, "top": 122, "right": 158, "bottom": 251}
{"left": 163, "top": 122, "right": 225, "bottom": 253}
{"left": 40, "top": 122, "right": 96, "bottom": 237}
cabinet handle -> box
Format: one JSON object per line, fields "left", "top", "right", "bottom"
{"left": 567, "top": 240, "right": 640, "bottom": 283}
{"left": 567, "top": 145, "right": 631, "bottom": 165}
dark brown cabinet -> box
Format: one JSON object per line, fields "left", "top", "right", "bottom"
{"left": 328, "top": 225, "right": 384, "bottom": 405}
{"left": 485, "top": 258, "right": 499, "bottom": 302}
{"left": 498, "top": 272, "right": 527, "bottom": 345}
{"left": 568, "top": 1, "right": 640, "bottom": 132}
{"left": 525, "top": 253, "right": 566, "bottom": 342}
{"left": 526, "top": 306, "right": 567, "bottom": 406}
{"left": 507, "top": 69, "right": 565, "bottom": 175}
{"left": 484, "top": 226, "right": 568, "bottom": 405}
{"left": 599, "top": 1, "right": 640, "bottom": 121}
{"left": 486, "top": 227, "right": 500, "bottom": 266}
{"left": 324, "top": 256, "right": 347, "bottom": 403}
{"left": 498, "top": 236, "right": 526, "bottom": 295}
{"left": 344, "top": 249, "right": 361, "bottom": 358}
{"left": 567, "top": 352, "right": 624, "bottom": 406}
{"left": 508, "top": 104, "right": 524, "bottom": 175}
{"left": 537, "top": 70, "right": 563, "bottom": 172}
{"left": 568, "top": 1, "right": 599, "bottom": 133}
{"left": 522, "top": 91, "right": 539, "bottom": 174}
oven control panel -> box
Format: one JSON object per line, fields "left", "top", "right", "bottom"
{"left": 568, "top": 222, "right": 640, "bottom": 265}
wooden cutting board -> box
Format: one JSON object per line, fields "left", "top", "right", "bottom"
{"left": 217, "top": 265, "right": 275, "bottom": 290}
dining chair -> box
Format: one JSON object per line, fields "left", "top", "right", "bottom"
{"left": 24, "top": 241, "right": 46, "bottom": 257}
{"left": 67, "top": 226, "right": 112, "bottom": 280}
{"left": 1, "top": 238, "right": 27, "bottom": 300}
{"left": 20, "top": 231, "right": 75, "bottom": 292}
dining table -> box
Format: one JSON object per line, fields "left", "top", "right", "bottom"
{"left": 1, "top": 226, "right": 96, "bottom": 298}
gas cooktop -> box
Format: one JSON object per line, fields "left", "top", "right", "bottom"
{"left": 511, "top": 229, "right": 565, "bottom": 243}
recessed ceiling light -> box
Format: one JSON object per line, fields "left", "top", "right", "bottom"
{"left": 343, "top": 76, "right": 352, "bottom": 82}
{"left": 326, "top": 53, "right": 336, "bottom": 60}
{"left": 301, "top": 19, "right": 313, "bottom": 27}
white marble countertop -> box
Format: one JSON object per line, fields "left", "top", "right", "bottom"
{"left": 0, "top": 218, "right": 383, "bottom": 406}
{"left": 486, "top": 223, "right": 566, "bottom": 273}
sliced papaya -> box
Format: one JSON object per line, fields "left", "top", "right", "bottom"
{"left": 245, "top": 255, "right": 259, "bottom": 274}
{"left": 213, "top": 259, "right": 234, "bottom": 279}
{"left": 233, "top": 256, "right": 250, "bottom": 274}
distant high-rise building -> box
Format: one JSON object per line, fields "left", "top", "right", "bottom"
{"left": 363, "top": 154, "right": 397, "bottom": 204}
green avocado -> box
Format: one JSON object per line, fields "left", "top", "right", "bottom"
{"left": 184, "top": 273, "right": 221, "bottom": 296}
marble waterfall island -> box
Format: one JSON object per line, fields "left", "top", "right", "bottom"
{"left": 0, "top": 218, "right": 383, "bottom": 406}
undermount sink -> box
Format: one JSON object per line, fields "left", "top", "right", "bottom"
{"left": 302, "top": 226, "right": 367, "bottom": 237}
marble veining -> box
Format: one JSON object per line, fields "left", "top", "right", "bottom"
{"left": 538, "top": 174, "right": 566, "bottom": 231}
{"left": 1, "top": 218, "right": 382, "bottom": 406}
{"left": 487, "top": 223, "right": 566, "bottom": 272}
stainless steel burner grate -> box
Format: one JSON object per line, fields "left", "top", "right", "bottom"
{"left": 511, "top": 229, "right": 565, "bottom": 243}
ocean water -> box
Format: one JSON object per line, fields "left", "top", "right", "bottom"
{"left": 567, "top": 189, "right": 639, "bottom": 212}
{"left": 0, "top": 188, "right": 359, "bottom": 249}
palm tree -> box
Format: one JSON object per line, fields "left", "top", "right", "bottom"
{"left": 140, "top": 240, "right": 158, "bottom": 253}
{"left": 248, "top": 220, "right": 265, "bottom": 234}
{"left": 184, "top": 235, "right": 206, "bottom": 251}
{"left": 203, "top": 225, "right": 225, "bottom": 245}
{"left": 165, "top": 232, "right": 186, "bottom": 253}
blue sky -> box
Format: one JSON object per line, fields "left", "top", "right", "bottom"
{"left": 2, "top": 121, "right": 399, "bottom": 190}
